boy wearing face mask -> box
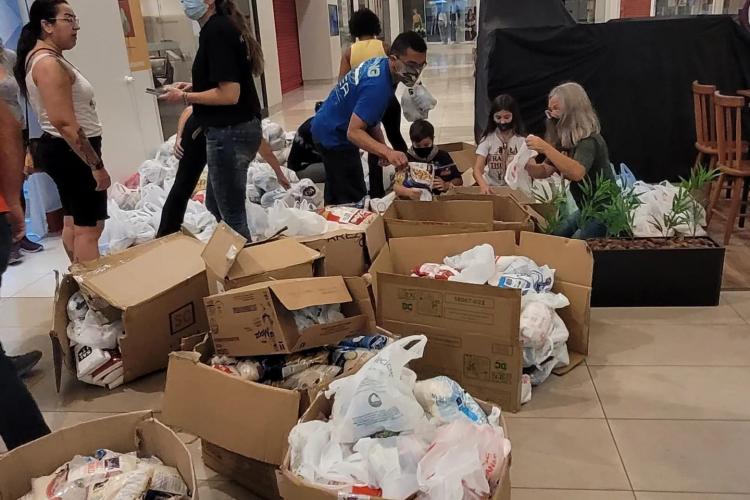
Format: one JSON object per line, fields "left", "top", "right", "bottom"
{"left": 395, "top": 119, "right": 462, "bottom": 200}
{"left": 474, "top": 94, "right": 531, "bottom": 195}
{"left": 312, "top": 31, "right": 427, "bottom": 205}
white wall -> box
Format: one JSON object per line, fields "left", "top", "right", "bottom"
{"left": 257, "top": 0, "right": 283, "bottom": 111}
{"left": 388, "top": 0, "right": 402, "bottom": 41}
{"left": 67, "top": 0, "right": 162, "bottom": 182}
{"left": 296, "top": 0, "right": 341, "bottom": 82}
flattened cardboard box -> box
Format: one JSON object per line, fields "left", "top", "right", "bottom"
{"left": 275, "top": 395, "right": 511, "bottom": 500}
{"left": 0, "top": 411, "right": 198, "bottom": 500}
{"left": 296, "top": 216, "right": 386, "bottom": 277}
{"left": 206, "top": 276, "right": 376, "bottom": 357}
{"left": 370, "top": 231, "right": 592, "bottom": 413}
{"left": 437, "top": 192, "right": 534, "bottom": 232}
{"left": 202, "top": 222, "right": 321, "bottom": 295}
{"left": 50, "top": 233, "right": 210, "bottom": 388}
{"left": 383, "top": 199, "right": 495, "bottom": 239}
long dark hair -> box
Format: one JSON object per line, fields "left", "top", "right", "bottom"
{"left": 216, "top": 0, "right": 264, "bottom": 76}
{"left": 14, "top": 0, "right": 68, "bottom": 98}
{"left": 481, "top": 94, "right": 526, "bottom": 143}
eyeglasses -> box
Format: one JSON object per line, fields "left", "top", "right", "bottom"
{"left": 545, "top": 109, "right": 559, "bottom": 120}
{"left": 48, "top": 16, "right": 80, "bottom": 28}
{"left": 397, "top": 57, "right": 427, "bottom": 72}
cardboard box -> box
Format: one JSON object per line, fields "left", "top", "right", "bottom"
{"left": 437, "top": 192, "right": 535, "bottom": 232}
{"left": 383, "top": 200, "right": 495, "bottom": 239}
{"left": 296, "top": 216, "right": 387, "bottom": 277}
{"left": 369, "top": 231, "right": 593, "bottom": 413}
{"left": 445, "top": 185, "right": 536, "bottom": 205}
{"left": 0, "top": 411, "right": 198, "bottom": 500}
{"left": 202, "top": 440, "right": 282, "bottom": 500}
{"left": 202, "top": 222, "right": 321, "bottom": 295}
{"left": 439, "top": 141, "right": 476, "bottom": 173}
{"left": 206, "top": 276, "right": 376, "bottom": 358}
{"left": 275, "top": 395, "right": 511, "bottom": 500}
{"left": 50, "top": 233, "right": 210, "bottom": 388}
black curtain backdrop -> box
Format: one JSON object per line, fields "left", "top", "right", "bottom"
{"left": 478, "top": 16, "right": 750, "bottom": 182}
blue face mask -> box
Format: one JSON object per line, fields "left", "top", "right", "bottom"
{"left": 181, "top": 0, "right": 208, "bottom": 21}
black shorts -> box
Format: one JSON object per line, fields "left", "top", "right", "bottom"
{"left": 316, "top": 144, "right": 367, "bottom": 205}
{"left": 33, "top": 134, "right": 108, "bottom": 227}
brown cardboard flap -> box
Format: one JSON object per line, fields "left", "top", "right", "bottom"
{"left": 446, "top": 186, "right": 536, "bottom": 205}
{"left": 291, "top": 315, "right": 369, "bottom": 352}
{"left": 201, "top": 222, "right": 247, "bottom": 279}
{"left": 228, "top": 239, "right": 321, "bottom": 281}
{"left": 79, "top": 235, "right": 206, "bottom": 309}
{"left": 162, "top": 352, "right": 300, "bottom": 465}
{"left": 437, "top": 194, "right": 531, "bottom": 225}
{"left": 0, "top": 412, "right": 198, "bottom": 500}
{"left": 364, "top": 215, "right": 387, "bottom": 262}
{"left": 389, "top": 199, "right": 494, "bottom": 223}
{"left": 386, "top": 220, "right": 494, "bottom": 239}
{"left": 202, "top": 441, "right": 282, "bottom": 500}
{"left": 517, "top": 231, "right": 593, "bottom": 287}
{"left": 269, "top": 276, "right": 352, "bottom": 311}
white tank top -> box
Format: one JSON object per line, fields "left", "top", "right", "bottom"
{"left": 26, "top": 52, "right": 102, "bottom": 138}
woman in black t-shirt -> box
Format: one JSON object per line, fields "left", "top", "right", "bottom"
{"left": 161, "top": 0, "right": 268, "bottom": 239}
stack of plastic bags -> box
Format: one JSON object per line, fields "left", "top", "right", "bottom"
{"left": 287, "top": 336, "right": 511, "bottom": 500}
{"left": 411, "top": 244, "right": 571, "bottom": 402}
{"left": 19, "top": 449, "right": 189, "bottom": 500}
{"left": 66, "top": 292, "right": 125, "bottom": 390}
{"left": 631, "top": 180, "right": 708, "bottom": 237}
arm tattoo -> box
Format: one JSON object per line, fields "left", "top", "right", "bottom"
{"left": 68, "top": 127, "right": 104, "bottom": 170}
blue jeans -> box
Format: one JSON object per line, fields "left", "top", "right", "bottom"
{"left": 553, "top": 211, "right": 607, "bottom": 240}
{"left": 205, "top": 119, "right": 262, "bottom": 240}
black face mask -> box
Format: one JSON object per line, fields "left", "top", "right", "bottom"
{"left": 413, "top": 146, "right": 434, "bottom": 158}
{"left": 497, "top": 122, "right": 514, "bottom": 132}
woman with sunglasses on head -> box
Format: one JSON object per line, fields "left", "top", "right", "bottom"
{"left": 525, "top": 82, "right": 614, "bottom": 239}
{"left": 15, "top": 0, "right": 109, "bottom": 263}
{"left": 160, "top": 0, "right": 269, "bottom": 240}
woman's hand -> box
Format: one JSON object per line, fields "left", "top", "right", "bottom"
{"left": 479, "top": 182, "right": 492, "bottom": 195}
{"left": 171, "top": 82, "right": 193, "bottom": 92}
{"left": 160, "top": 88, "right": 186, "bottom": 104}
{"left": 277, "top": 170, "right": 291, "bottom": 190}
{"left": 92, "top": 168, "right": 111, "bottom": 192}
{"left": 174, "top": 136, "right": 184, "bottom": 160}
{"left": 526, "top": 134, "right": 551, "bottom": 154}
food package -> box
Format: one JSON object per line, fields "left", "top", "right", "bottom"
{"left": 490, "top": 255, "right": 555, "bottom": 294}
{"left": 411, "top": 263, "right": 458, "bottom": 280}
{"left": 413, "top": 376, "right": 489, "bottom": 425}
{"left": 74, "top": 344, "right": 112, "bottom": 378}
{"left": 292, "top": 304, "right": 345, "bottom": 331}
{"left": 332, "top": 348, "right": 377, "bottom": 377}
{"left": 326, "top": 336, "right": 429, "bottom": 443}
{"left": 320, "top": 206, "right": 378, "bottom": 227}
{"left": 67, "top": 292, "right": 89, "bottom": 322}
{"left": 271, "top": 364, "right": 342, "bottom": 396}
{"left": 402, "top": 162, "right": 434, "bottom": 190}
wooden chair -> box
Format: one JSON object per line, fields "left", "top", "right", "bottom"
{"left": 692, "top": 81, "right": 718, "bottom": 170}
{"left": 707, "top": 91, "right": 750, "bottom": 245}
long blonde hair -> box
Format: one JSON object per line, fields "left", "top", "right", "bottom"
{"left": 546, "top": 82, "right": 600, "bottom": 150}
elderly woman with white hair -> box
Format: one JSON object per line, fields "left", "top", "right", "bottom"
{"left": 525, "top": 82, "right": 614, "bottom": 239}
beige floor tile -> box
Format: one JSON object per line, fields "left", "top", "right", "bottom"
{"left": 724, "top": 291, "right": 750, "bottom": 323}
{"left": 512, "top": 489, "right": 635, "bottom": 500}
{"left": 0, "top": 297, "right": 53, "bottom": 329}
{"left": 636, "top": 494, "right": 750, "bottom": 500}
{"left": 0, "top": 326, "right": 54, "bottom": 355}
{"left": 610, "top": 419, "right": 750, "bottom": 493}
{"left": 13, "top": 271, "right": 57, "bottom": 298}
{"left": 27, "top": 368, "right": 165, "bottom": 413}
{"left": 508, "top": 365, "right": 604, "bottom": 419}
{"left": 198, "top": 480, "right": 261, "bottom": 500}
{"left": 588, "top": 323, "right": 750, "bottom": 366}
{"left": 505, "top": 418, "right": 630, "bottom": 490}
{"left": 591, "top": 366, "right": 750, "bottom": 420}
{"left": 0, "top": 264, "right": 49, "bottom": 298}
{"left": 591, "top": 304, "right": 744, "bottom": 325}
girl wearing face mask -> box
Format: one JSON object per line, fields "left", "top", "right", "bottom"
{"left": 525, "top": 82, "right": 614, "bottom": 239}
{"left": 15, "top": 0, "right": 109, "bottom": 263}
{"left": 160, "top": 0, "right": 267, "bottom": 240}
{"left": 474, "top": 94, "right": 530, "bottom": 195}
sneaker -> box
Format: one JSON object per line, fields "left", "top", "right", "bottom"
{"left": 19, "top": 237, "right": 43, "bottom": 253}
{"left": 9, "top": 350, "right": 43, "bottom": 378}
{"left": 8, "top": 246, "right": 23, "bottom": 266}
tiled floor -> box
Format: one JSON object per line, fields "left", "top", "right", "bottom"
{"left": 3, "top": 43, "right": 750, "bottom": 499}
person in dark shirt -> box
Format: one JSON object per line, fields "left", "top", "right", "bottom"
{"left": 161, "top": 0, "right": 278, "bottom": 240}
{"left": 396, "top": 119, "right": 462, "bottom": 199}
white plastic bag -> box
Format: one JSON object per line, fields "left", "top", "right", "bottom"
{"left": 504, "top": 141, "right": 536, "bottom": 194}
{"left": 288, "top": 178, "right": 324, "bottom": 209}
{"left": 265, "top": 200, "right": 329, "bottom": 237}
{"left": 260, "top": 188, "right": 292, "bottom": 208}
{"left": 363, "top": 434, "right": 433, "bottom": 499}
{"left": 103, "top": 199, "right": 135, "bottom": 253}
{"left": 246, "top": 201, "right": 269, "bottom": 239}
{"left": 262, "top": 119, "right": 286, "bottom": 151}
{"left": 326, "top": 335, "right": 429, "bottom": 443}
{"left": 490, "top": 256, "right": 555, "bottom": 294}
{"left": 136, "top": 183, "right": 167, "bottom": 210}
{"left": 520, "top": 292, "right": 570, "bottom": 367}
{"left": 138, "top": 159, "right": 169, "bottom": 189}
{"left": 401, "top": 83, "right": 438, "bottom": 122}
{"left": 413, "top": 376, "right": 488, "bottom": 425}
{"left": 67, "top": 292, "right": 89, "bottom": 322}
{"left": 444, "top": 244, "right": 496, "bottom": 285}
{"left": 68, "top": 309, "right": 122, "bottom": 350}
{"left": 110, "top": 182, "right": 140, "bottom": 210}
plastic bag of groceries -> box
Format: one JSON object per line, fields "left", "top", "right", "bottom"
{"left": 110, "top": 182, "right": 140, "bottom": 211}
{"left": 262, "top": 119, "right": 286, "bottom": 151}
{"left": 265, "top": 200, "right": 329, "bottom": 237}
{"left": 102, "top": 199, "right": 136, "bottom": 253}
{"left": 504, "top": 140, "right": 536, "bottom": 194}
{"left": 326, "top": 335, "right": 429, "bottom": 443}
{"left": 490, "top": 255, "right": 555, "bottom": 294}
{"left": 413, "top": 376, "right": 488, "bottom": 425}
{"left": 138, "top": 159, "right": 169, "bottom": 189}
{"left": 136, "top": 183, "right": 167, "bottom": 210}
{"left": 521, "top": 292, "right": 571, "bottom": 385}
{"left": 401, "top": 83, "right": 438, "bottom": 122}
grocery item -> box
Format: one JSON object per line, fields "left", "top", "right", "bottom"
{"left": 413, "top": 376, "right": 489, "bottom": 425}
{"left": 293, "top": 304, "right": 345, "bottom": 331}
{"left": 410, "top": 263, "right": 458, "bottom": 280}
{"left": 490, "top": 255, "right": 555, "bottom": 294}
{"left": 67, "top": 292, "right": 88, "bottom": 322}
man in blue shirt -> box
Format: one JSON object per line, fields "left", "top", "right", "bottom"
{"left": 312, "top": 31, "right": 428, "bottom": 205}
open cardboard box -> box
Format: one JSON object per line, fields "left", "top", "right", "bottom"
{"left": 275, "top": 394, "right": 511, "bottom": 500}
{"left": 369, "top": 231, "right": 593, "bottom": 413}
{"left": 296, "top": 216, "right": 387, "bottom": 278}
{"left": 206, "top": 276, "right": 376, "bottom": 358}
{"left": 383, "top": 200, "right": 495, "bottom": 239}
{"left": 0, "top": 411, "right": 198, "bottom": 500}
{"left": 50, "top": 233, "right": 210, "bottom": 389}
{"left": 438, "top": 141, "right": 477, "bottom": 173}
{"left": 437, "top": 192, "right": 535, "bottom": 232}
{"left": 202, "top": 222, "right": 321, "bottom": 295}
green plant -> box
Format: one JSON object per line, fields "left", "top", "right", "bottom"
{"left": 577, "top": 172, "right": 617, "bottom": 230}
{"left": 649, "top": 165, "right": 719, "bottom": 237}
{"left": 532, "top": 180, "right": 569, "bottom": 235}
{"left": 600, "top": 186, "right": 641, "bottom": 238}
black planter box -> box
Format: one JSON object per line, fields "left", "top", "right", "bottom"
{"left": 590, "top": 237, "right": 725, "bottom": 307}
